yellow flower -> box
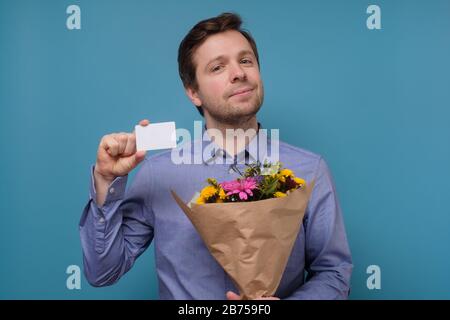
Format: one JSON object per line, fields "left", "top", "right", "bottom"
{"left": 200, "top": 185, "right": 217, "bottom": 200}
{"left": 280, "top": 169, "right": 294, "bottom": 177}
{"left": 196, "top": 197, "right": 206, "bottom": 204}
{"left": 293, "top": 177, "right": 306, "bottom": 186}
{"left": 218, "top": 188, "right": 227, "bottom": 200}
{"left": 274, "top": 191, "right": 287, "bottom": 198}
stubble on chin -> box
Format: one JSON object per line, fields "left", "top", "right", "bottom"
{"left": 201, "top": 83, "right": 264, "bottom": 125}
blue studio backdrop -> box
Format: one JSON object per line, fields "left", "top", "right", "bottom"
{"left": 1, "top": 0, "right": 449, "bottom": 299}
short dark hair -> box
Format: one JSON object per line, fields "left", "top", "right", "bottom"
{"left": 178, "top": 12, "right": 260, "bottom": 117}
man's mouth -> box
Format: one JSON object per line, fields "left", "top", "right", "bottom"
{"left": 229, "top": 87, "right": 254, "bottom": 98}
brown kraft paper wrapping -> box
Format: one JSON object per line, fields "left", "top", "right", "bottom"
{"left": 171, "top": 181, "right": 314, "bottom": 300}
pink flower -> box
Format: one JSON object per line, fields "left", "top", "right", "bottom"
{"left": 221, "top": 177, "right": 258, "bottom": 201}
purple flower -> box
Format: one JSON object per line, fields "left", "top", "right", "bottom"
{"left": 221, "top": 177, "right": 258, "bottom": 201}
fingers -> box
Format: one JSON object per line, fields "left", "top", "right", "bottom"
{"left": 101, "top": 135, "right": 120, "bottom": 157}
{"left": 115, "top": 133, "right": 128, "bottom": 155}
{"left": 135, "top": 150, "right": 146, "bottom": 164}
{"left": 120, "top": 150, "right": 146, "bottom": 172}
{"left": 226, "top": 291, "right": 241, "bottom": 300}
{"left": 225, "top": 291, "right": 279, "bottom": 300}
{"left": 135, "top": 150, "right": 146, "bottom": 158}
{"left": 101, "top": 119, "right": 149, "bottom": 158}
{"left": 132, "top": 118, "right": 150, "bottom": 136}
{"left": 123, "top": 133, "right": 136, "bottom": 156}
{"left": 101, "top": 133, "right": 131, "bottom": 157}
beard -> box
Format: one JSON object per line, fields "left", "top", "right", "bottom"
{"left": 201, "top": 84, "right": 264, "bottom": 125}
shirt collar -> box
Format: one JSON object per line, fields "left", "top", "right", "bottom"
{"left": 199, "top": 122, "right": 270, "bottom": 165}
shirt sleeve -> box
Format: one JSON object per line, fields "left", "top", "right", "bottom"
{"left": 284, "top": 157, "right": 353, "bottom": 300}
{"left": 79, "top": 158, "right": 154, "bottom": 287}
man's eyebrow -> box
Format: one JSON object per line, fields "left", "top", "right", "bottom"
{"left": 204, "top": 50, "right": 256, "bottom": 71}
{"left": 237, "top": 50, "right": 255, "bottom": 58}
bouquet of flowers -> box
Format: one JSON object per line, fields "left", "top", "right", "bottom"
{"left": 171, "top": 161, "right": 314, "bottom": 299}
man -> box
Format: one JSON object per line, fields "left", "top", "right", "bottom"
{"left": 79, "top": 12, "right": 353, "bottom": 300}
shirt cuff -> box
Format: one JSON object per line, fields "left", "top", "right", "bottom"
{"left": 89, "top": 165, "right": 128, "bottom": 206}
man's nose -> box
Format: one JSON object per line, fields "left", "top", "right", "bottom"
{"left": 230, "top": 63, "right": 246, "bottom": 83}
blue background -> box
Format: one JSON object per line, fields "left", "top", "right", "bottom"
{"left": 1, "top": 0, "right": 449, "bottom": 299}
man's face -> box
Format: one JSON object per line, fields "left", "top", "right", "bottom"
{"left": 186, "top": 30, "right": 264, "bottom": 124}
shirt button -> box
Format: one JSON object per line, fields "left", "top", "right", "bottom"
{"left": 99, "top": 217, "right": 105, "bottom": 224}
{"left": 109, "top": 187, "right": 115, "bottom": 194}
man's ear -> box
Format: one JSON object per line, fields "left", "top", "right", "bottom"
{"left": 185, "top": 86, "right": 202, "bottom": 107}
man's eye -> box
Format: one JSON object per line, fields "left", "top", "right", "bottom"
{"left": 240, "top": 58, "right": 252, "bottom": 64}
{"left": 211, "top": 65, "right": 223, "bottom": 72}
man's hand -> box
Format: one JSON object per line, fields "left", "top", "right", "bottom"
{"left": 226, "top": 291, "right": 280, "bottom": 300}
{"left": 93, "top": 119, "right": 150, "bottom": 206}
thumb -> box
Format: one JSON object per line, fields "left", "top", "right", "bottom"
{"left": 116, "top": 151, "right": 146, "bottom": 174}
{"left": 135, "top": 150, "right": 146, "bottom": 164}
{"left": 226, "top": 291, "right": 241, "bottom": 300}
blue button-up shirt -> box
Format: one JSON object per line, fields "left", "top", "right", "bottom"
{"left": 79, "top": 128, "right": 353, "bottom": 299}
